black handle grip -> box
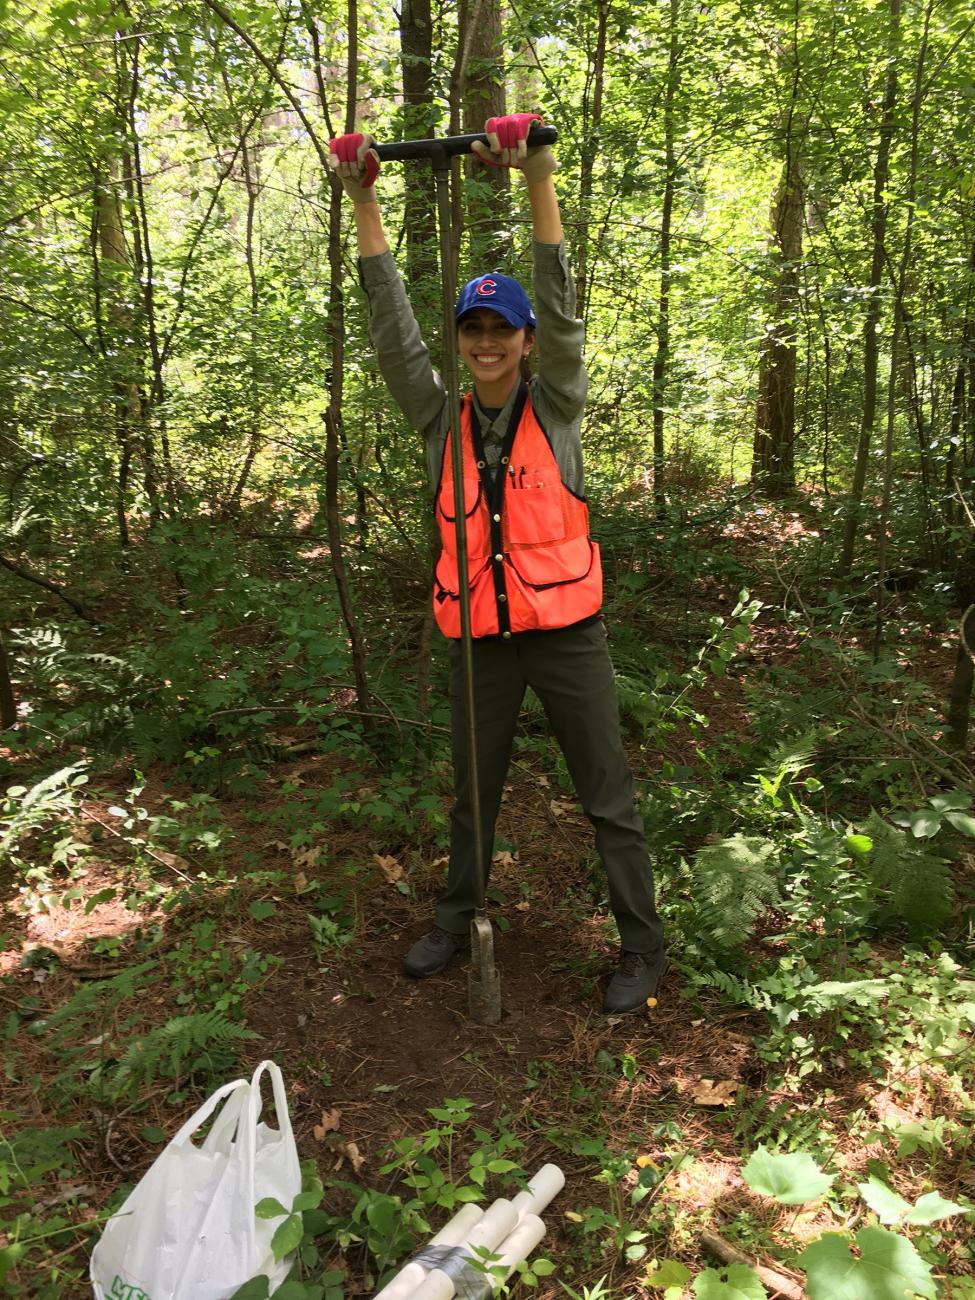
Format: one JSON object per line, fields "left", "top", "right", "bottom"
{"left": 372, "top": 125, "right": 557, "bottom": 163}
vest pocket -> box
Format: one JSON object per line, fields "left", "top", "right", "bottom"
{"left": 504, "top": 471, "right": 566, "bottom": 545}
{"left": 437, "top": 474, "right": 482, "bottom": 523}
{"left": 507, "top": 535, "right": 595, "bottom": 588}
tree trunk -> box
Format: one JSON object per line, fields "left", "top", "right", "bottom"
{"left": 947, "top": 603, "right": 975, "bottom": 749}
{"left": 398, "top": 0, "right": 438, "bottom": 304}
{"left": 837, "top": 0, "right": 901, "bottom": 575}
{"left": 650, "top": 0, "right": 679, "bottom": 519}
{"left": 229, "top": 131, "right": 264, "bottom": 512}
{"left": 753, "top": 154, "right": 804, "bottom": 496}
{"left": 94, "top": 162, "right": 139, "bottom": 550}
{"left": 123, "top": 33, "right": 166, "bottom": 518}
{"left": 0, "top": 627, "right": 16, "bottom": 730}
{"left": 576, "top": 0, "right": 610, "bottom": 320}
{"left": 320, "top": 0, "right": 371, "bottom": 719}
{"left": 458, "top": 0, "right": 507, "bottom": 267}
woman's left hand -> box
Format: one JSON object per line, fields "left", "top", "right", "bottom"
{"left": 472, "top": 113, "right": 558, "bottom": 183}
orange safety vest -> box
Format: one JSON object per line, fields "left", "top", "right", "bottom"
{"left": 433, "top": 385, "right": 603, "bottom": 638}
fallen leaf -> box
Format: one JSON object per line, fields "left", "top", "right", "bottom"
{"left": 429, "top": 855, "right": 448, "bottom": 869}
{"left": 636, "top": 1155, "right": 659, "bottom": 1169}
{"left": 537, "top": 774, "right": 550, "bottom": 787}
{"left": 492, "top": 850, "right": 518, "bottom": 868}
{"left": 374, "top": 854, "right": 402, "bottom": 883}
{"left": 293, "top": 871, "right": 308, "bottom": 894}
{"left": 515, "top": 900, "right": 531, "bottom": 911}
{"left": 153, "top": 850, "right": 190, "bottom": 872}
{"left": 313, "top": 1107, "right": 342, "bottom": 1140}
{"left": 342, "top": 1141, "right": 365, "bottom": 1173}
{"left": 692, "top": 1078, "right": 739, "bottom": 1107}
{"left": 549, "top": 799, "right": 576, "bottom": 818}
{"left": 293, "top": 846, "right": 321, "bottom": 871}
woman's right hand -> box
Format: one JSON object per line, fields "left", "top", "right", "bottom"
{"left": 328, "top": 132, "right": 380, "bottom": 202}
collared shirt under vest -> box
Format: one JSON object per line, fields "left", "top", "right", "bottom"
{"left": 433, "top": 384, "right": 602, "bottom": 639}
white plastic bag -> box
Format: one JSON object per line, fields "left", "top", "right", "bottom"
{"left": 90, "top": 1059, "right": 301, "bottom": 1300}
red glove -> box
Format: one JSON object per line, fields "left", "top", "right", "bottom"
{"left": 328, "top": 132, "right": 380, "bottom": 202}
{"left": 472, "top": 113, "right": 557, "bottom": 183}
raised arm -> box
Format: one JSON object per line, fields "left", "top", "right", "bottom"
{"left": 473, "top": 115, "right": 585, "bottom": 423}
{"left": 328, "top": 132, "right": 445, "bottom": 440}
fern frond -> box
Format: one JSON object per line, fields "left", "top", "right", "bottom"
{"left": 695, "top": 967, "right": 765, "bottom": 1007}
{"left": 861, "top": 812, "right": 954, "bottom": 934}
{"left": 42, "top": 961, "right": 160, "bottom": 1040}
{"left": 761, "top": 730, "right": 819, "bottom": 780}
{"left": 111, "top": 1011, "right": 258, "bottom": 1098}
{"left": 690, "top": 834, "right": 780, "bottom": 950}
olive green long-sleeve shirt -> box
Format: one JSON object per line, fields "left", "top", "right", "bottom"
{"left": 357, "top": 241, "right": 588, "bottom": 495}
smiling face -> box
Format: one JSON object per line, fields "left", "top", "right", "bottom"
{"left": 457, "top": 307, "right": 535, "bottom": 404}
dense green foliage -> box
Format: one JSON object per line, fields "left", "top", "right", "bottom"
{"left": 2, "top": 0, "right": 975, "bottom": 1296}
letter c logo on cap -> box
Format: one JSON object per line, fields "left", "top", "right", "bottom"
{"left": 476, "top": 278, "right": 497, "bottom": 296}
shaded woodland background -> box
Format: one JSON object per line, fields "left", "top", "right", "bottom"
{"left": 2, "top": 2, "right": 975, "bottom": 1298}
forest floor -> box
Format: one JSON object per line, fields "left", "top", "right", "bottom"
{"left": 2, "top": 499, "right": 974, "bottom": 1298}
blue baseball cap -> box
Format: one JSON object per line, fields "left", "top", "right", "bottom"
{"left": 455, "top": 272, "right": 536, "bottom": 329}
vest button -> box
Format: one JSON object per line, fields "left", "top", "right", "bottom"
{"left": 493, "top": 513, "right": 501, "bottom": 522}
{"left": 477, "top": 460, "right": 486, "bottom": 468}
{"left": 501, "top": 456, "right": 509, "bottom": 464}
{"left": 498, "top": 593, "right": 507, "bottom": 602}
{"left": 494, "top": 553, "right": 503, "bottom": 562}
{"left": 502, "top": 631, "right": 512, "bottom": 639}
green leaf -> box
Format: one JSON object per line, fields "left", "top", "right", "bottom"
{"left": 844, "top": 833, "right": 872, "bottom": 855}
{"left": 486, "top": 1159, "right": 519, "bottom": 1173}
{"left": 929, "top": 791, "right": 971, "bottom": 812}
{"left": 270, "top": 1212, "right": 305, "bottom": 1259}
{"left": 908, "top": 809, "right": 941, "bottom": 838}
{"left": 292, "top": 1189, "right": 324, "bottom": 1211}
{"left": 692, "top": 1263, "right": 766, "bottom": 1298}
{"left": 85, "top": 887, "right": 117, "bottom": 913}
{"left": 229, "top": 1279, "right": 270, "bottom": 1300}
{"left": 256, "top": 1197, "right": 290, "bottom": 1219}
{"left": 800, "top": 1227, "right": 937, "bottom": 1299}
{"left": 742, "top": 1148, "right": 833, "bottom": 1204}
{"left": 532, "top": 1259, "right": 556, "bottom": 1276}
{"left": 857, "top": 1176, "right": 911, "bottom": 1224}
{"left": 249, "top": 899, "right": 277, "bottom": 920}
{"left": 301, "top": 1208, "right": 329, "bottom": 1236}
{"left": 944, "top": 810, "right": 975, "bottom": 837}
{"left": 140, "top": 1124, "right": 168, "bottom": 1143}
{"left": 644, "top": 1259, "right": 692, "bottom": 1287}
{"left": 905, "top": 1191, "right": 972, "bottom": 1225}
{"left": 271, "top": 1283, "right": 315, "bottom": 1299}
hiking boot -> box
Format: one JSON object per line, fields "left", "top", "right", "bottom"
{"left": 603, "top": 949, "right": 668, "bottom": 1014}
{"left": 402, "top": 925, "right": 468, "bottom": 978}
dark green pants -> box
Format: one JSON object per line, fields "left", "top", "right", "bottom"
{"left": 434, "top": 620, "right": 664, "bottom": 954}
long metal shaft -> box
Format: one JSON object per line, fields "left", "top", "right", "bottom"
{"left": 432, "top": 151, "right": 500, "bottom": 1024}
{"left": 433, "top": 155, "right": 486, "bottom": 913}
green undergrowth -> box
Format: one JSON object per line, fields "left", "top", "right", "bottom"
{"left": 2, "top": 508, "right": 975, "bottom": 1295}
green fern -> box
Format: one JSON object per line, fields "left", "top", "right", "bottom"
{"left": 110, "top": 1011, "right": 258, "bottom": 1098}
{"left": 695, "top": 967, "right": 764, "bottom": 1007}
{"left": 752, "top": 730, "right": 820, "bottom": 803}
{"left": 861, "top": 812, "right": 955, "bottom": 934}
{"left": 42, "top": 961, "right": 159, "bottom": 1040}
{"left": 690, "top": 834, "right": 781, "bottom": 950}
{"left": 0, "top": 763, "right": 88, "bottom": 866}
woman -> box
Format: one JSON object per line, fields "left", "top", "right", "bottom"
{"left": 329, "top": 114, "right": 666, "bottom": 1013}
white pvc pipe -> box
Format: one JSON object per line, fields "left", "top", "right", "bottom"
{"left": 373, "top": 1202, "right": 485, "bottom": 1300}
{"left": 488, "top": 1214, "right": 547, "bottom": 1292}
{"left": 408, "top": 1199, "right": 519, "bottom": 1300}
{"left": 376, "top": 1164, "right": 566, "bottom": 1300}
{"left": 510, "top": 1164, "right": 565, "bottom": 1220}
